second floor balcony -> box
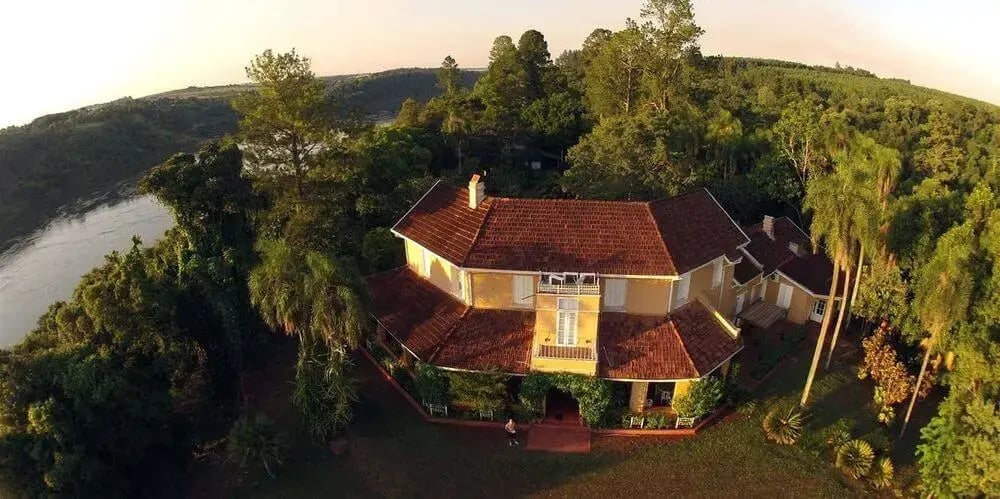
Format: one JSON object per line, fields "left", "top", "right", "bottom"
{"left": 535, "top": 343, "right": 597, "bottom": 361}
{"left": 537, "top": 272, "right": 600, "bottom": 295}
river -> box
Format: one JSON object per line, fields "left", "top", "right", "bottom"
{"left": 0, "top": 195, "right": 173, "bottom": 347}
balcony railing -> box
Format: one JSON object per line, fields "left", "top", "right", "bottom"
{"left": 535, "top": 344, "right": 597, "bottom": 361}
{"left": 537, "top": 281, "right": 601, "bottom": 295}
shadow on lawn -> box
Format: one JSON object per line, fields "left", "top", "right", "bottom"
{"left": 210, "top": 336, "right": 628, "bottom": 498}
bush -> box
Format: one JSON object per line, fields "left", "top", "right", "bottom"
{"left": 672, "top": 376, "right": 725, "bottom": 419}
{"left": 362, "top": 227, "right": 403, "bottom": 272}
{"left": 763, "top": 406, "right": 804, "bottom": 445}
{"left": 836, "top": 439, "right": 875, "bottom": 479}
{"left": 226, "top": 415, "right": 286, "bottom": 477}
{"left": 868, "top": 456, "right": 895, "bottom": 490}
{"left": 414, "top": 362, "right": 449, "bottom": 405}
{"left": 518, "top": 372, "right": 550, "bottom": 418}
{"left": 517, "top": 372, "right": 614, "bottom": 426}
{"left": 292, "top": 346, "right": 357, "bottom": 441}
{"left": 446, "top": 369, "right": 507, "bottom": 412}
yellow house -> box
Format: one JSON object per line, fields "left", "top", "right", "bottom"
{"left": 368, "top": 176, "right": 753, "bottom": 416}
{"left": 731, "top": 216, "right": 847, "bottom": 328}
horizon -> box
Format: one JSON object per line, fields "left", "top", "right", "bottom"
{"left": 3, "top": 0, "right": 999, "bottom": 128}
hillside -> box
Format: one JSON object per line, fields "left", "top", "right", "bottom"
{"left": 2, "top": 61, "right": 995, "bottom": 251}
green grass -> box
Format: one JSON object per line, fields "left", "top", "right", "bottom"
{"left": 203, "top": 334, "right": 906, "bottom": 498}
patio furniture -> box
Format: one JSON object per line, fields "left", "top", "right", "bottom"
{"left": 644, "top": 399, "right": 654, "bottom": 409}
{"left": 426, "top": 403, "right": 448, "bottom": 417}
{"left": 659, "top": 391, "right": 672, "bottom": 405}
{"left": 675, "top": 416, "right": 697, "bottom": 429}
{"left": 478, "top": 409, "right": 494, "bottom": 421}
{"left": 628, "top": 416, "right": 645, "bottom": 429}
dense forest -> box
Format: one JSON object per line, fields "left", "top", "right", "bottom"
{"left": 1, "top": 0, "right": 999, "bottom": 496}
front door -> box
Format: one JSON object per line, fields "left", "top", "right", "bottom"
{"left": 809, "top": 299, "right": 827, "bottom": 322}
{"left": 777, "top": 283, "right": 793, "bottom": 309}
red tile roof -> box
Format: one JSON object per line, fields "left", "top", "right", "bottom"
{"left": 431, "top": 309, "right": 534, "bottom": 374}
{"left": 740, "top": 216, "right": 846, "bottom": 295}
{"left": 393, "top": 182, "right": 748, "bottom": 276}
{"left": 742, "top": 217, "right": 812, "bottom": 276}
{"left": 367, "top": 267, "right": 742, "bottom": 380}
{"left": 392, "top": 182, "right": 492, "bottom": 264}
{"left": 367, "top": 267, "right": 467, "bottom": 359}
{"left": 598, "top": 303, "right": 743, "bottom": 380}
{"left": 779, "top": 253, "right": 847, "bottom": 296}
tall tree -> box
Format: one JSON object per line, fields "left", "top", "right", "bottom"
{"left": 231, "top": 49, "right": 333, "bottom": 202}
{"left": 800, "top": 167, "right": 860, "bottom": 405}
{"left": 437, "top": 55, "right": 462, "bottom": 96}
{"left": 583, "top": 22, "right": 647, "bottom": 118}
{"left": 900, "top": 223, "right": 975, "bottom": 435}
{"left": 516, "top": 30, "right": 553, "bottom": 100}
{"left": 474, "top": 35, "right": 527, "bottom": 140}
{"left": 637, "top": 0, "right": 704, "bottom": 113}
{"left": 772, "top": 97, "right": 825, "bottom": 190}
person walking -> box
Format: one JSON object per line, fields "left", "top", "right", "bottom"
{"left": 505, "top": 418, "right": 519, "bottom": 446}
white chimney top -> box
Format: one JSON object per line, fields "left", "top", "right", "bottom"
{"left": 468, "top": 174, "right": 485, "bottom": 209}
{"left": 762, "top": 215, "right": 775, "bottom": 240}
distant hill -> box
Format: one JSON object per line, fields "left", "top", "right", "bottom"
{"left": 3, "top": 61, "right": 995, "bottom": 250}
{"left": 143, "top": 68, "right": 483, "bottom": 119}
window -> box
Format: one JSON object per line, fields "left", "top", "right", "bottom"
{"left": 604, "top": 278, "right": 627, "bottom": 309}
{"left": 672, "top": 274, "right": 690, "bottom": 310}
{"left": 556, "top": 298, "right": 579, "bottom": 345}
{"left": 512, "top": 275, "right": 534, "bottom": 306}
{"left": 813, "top": 299, "right": 826, "bottom": 317}
{"left": 712, "top": 259, "right": 724, "bottom": 287}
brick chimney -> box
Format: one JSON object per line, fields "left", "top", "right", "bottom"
{"left": 468, "top": 174, "right": 485, "bottom": 209}
{"left": 762, "top": 215, "right": 775, "bottom": 240}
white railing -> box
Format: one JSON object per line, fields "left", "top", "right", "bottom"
{"left": 535, "top": 344, "right": 597, "bottom": 361}
{"left": 537, "top": 281, "right": 601, "bottom": 295}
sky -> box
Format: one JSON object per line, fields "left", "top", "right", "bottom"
{"left": 2, "top": 0, "right": 998, "bottom": 127}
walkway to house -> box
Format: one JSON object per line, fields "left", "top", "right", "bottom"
{"left": 525, "top": 423, "right": 592, "bottom": 453}
{"left": 738, "top": 301, "right": 787, "bottom": 329}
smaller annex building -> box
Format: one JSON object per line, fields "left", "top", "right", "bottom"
{"left": 367, "top": 176, "right": 841, "bottom": 416}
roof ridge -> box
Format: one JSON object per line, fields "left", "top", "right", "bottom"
{"left": 461, "top": 196, "right": 498, "bottom": 266}
{"left": 427, "top": 304, "right": 472, "bottom": 364}
{"left": 665, "top": 306, "right": 701, "bottom": 376}
{"left": 643, "top": 202, "right": 674, "bottom": 274}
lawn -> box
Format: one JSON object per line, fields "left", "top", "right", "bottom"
{"left": 195, "top": 326, "right": 938, "bottom": 498}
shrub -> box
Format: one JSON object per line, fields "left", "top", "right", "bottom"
{"left": 226, "top": 415, "right": 286, "bottom": 477}
{"left": 518, "top": 372, "right": 550, "bottom": 418}
{"left": 414, "top": 362, "right": 449, "bottom": 405}
{"left": 836, "top": 439, "right": 875, "bottom": 479}
{"left": 446, "top": 369, "right": 507, "bottom": 412}
{"left": 763, "top": 406, "right": 804, "bottom": 445}
{"left": 737, "top": 399, "right": 759, "bottom": 418}
{"left": 293, "top": 346, "right": 358, "bottom": 441}
{"left": 868, "top": 456, "right": 895, "bottom": 490}
{"left": 672, "top": 376, "right": 725, "bottom": 419}
{"left": 517, "top": 372, "right": 614, "bottom": 426}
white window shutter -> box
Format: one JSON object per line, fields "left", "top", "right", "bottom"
{"left": 512, "top": 275, "right": 533, "bottom": 306}
{"left": 712, "top": 259, "right": 723, "bottom": 287}
{"left": 673, "top": 274, "right": 690, "bottom": 310}
{"left": 604, "top": 279, "right": 627, "bottom": 309}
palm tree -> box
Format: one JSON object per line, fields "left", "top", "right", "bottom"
{"left": 249, "top": 238, "right": 370, "bottom": 349}
{"left": 848, "top": 138, "right": 901, "bottom": 313}
{"left": 801, "top": 171, "right": 854, "bottom": 406}
{"left": 899, "top": 224, "right": 975, "bottom": 436}
{"left": 824, "top": 137, "right": 881, "bottom": 368}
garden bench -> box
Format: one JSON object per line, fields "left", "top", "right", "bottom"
{"left": 627, "top": 416, "right": 645, "bottom": 429}
{"left": 478, "top": 409, "right": 494, "bottom": 421}
{"left": 675, "top": 416, "right": 697, "bottom": 429}
{"left": 425, "top": 403, "right": 448, "bottom": 417}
